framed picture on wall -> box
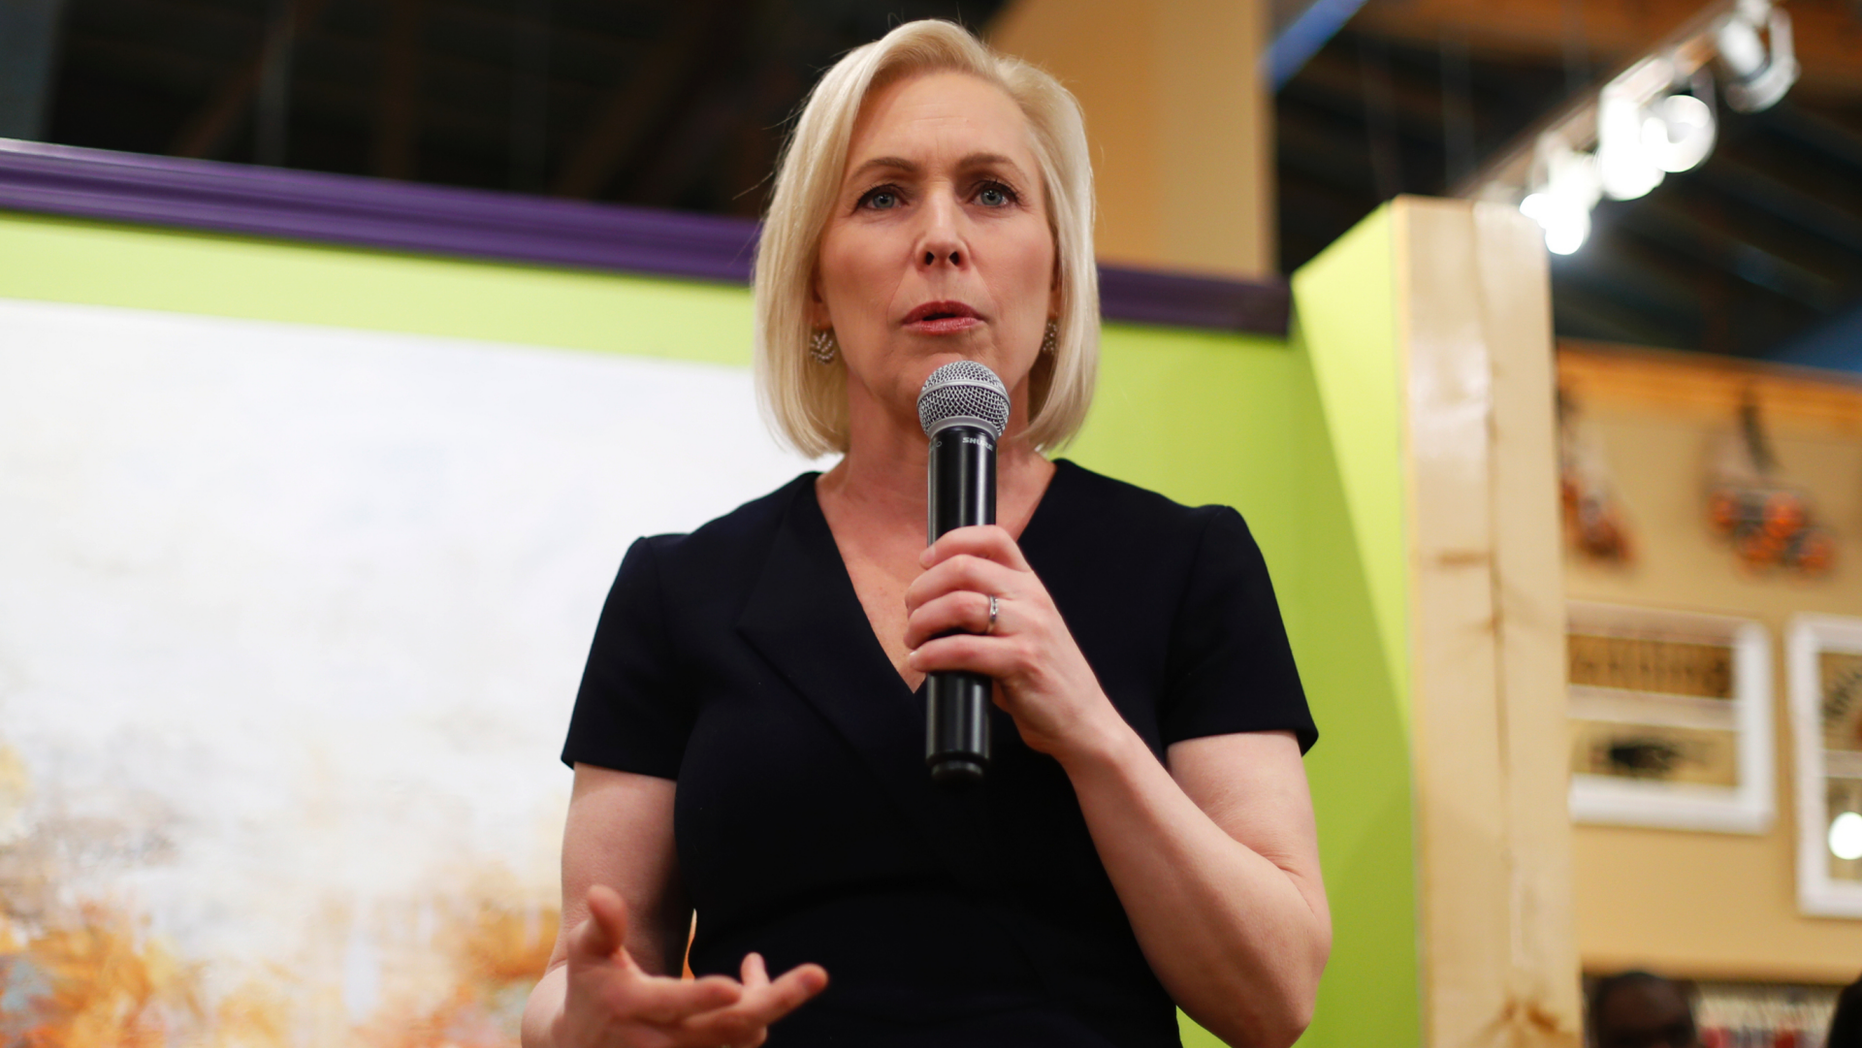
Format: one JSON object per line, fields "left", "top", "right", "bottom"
{"left": 1567, "top": 602, "right": 1774, "bottom": 833}
{"left": 1788, "top": 616, "right": 1862, "bottom": 917}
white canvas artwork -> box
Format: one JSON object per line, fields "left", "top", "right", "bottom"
{"left": 0, "top": 297, "right": 816, "bottom": 1046}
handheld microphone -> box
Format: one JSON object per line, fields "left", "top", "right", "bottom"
{"left": 916, "top": 361, "right": 1011, "bottom": 786}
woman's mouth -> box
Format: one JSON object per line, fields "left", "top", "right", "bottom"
{"left": 903, "top": 301, "right": 982, "bottom": 335}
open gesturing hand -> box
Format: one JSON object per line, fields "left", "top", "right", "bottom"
{"left": 554, "top": 885, "right": 828, "bottom": 1048}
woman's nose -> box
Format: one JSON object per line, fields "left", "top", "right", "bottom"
{"left": 915, "top": 195, "right": 967, "bottom": 269}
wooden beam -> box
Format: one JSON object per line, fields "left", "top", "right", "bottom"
{"left": 551, "top": 0, "right": 723, "bottom": 200}
{"left": 1398, "top": 197, "right": 1583, "bottom": 1048}
{"left": 167, "top": 0, "right": 332, "bottom": 159}
{"left": 374, "top": 0, "right": 423, "bottom": 180}
{"left": 1354, "top": 0, "right": 1862, "bottom": 96}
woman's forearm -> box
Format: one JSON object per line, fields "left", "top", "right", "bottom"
{"left": 1057, "top": 718, "right": 1330, "bottom": 1048}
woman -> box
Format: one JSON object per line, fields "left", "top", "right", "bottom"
{"left": 521, "top": 19, "right": 1329, "bottom": 1048}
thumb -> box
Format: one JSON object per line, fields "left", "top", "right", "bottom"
{"left": 571, "top": 884, "right": 632, "bottom": 965}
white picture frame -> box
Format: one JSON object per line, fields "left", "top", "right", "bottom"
{"left": 1567, "top": 601, "right": 1774, "bottom": 834}
{"left": 1788, "top": 615, "right": 1862, "bottom": 918}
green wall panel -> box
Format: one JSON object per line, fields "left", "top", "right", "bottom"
{"left": 1281, "top": 205, "right": 1421, "bottom": 1048}
{"left": 0, "top": 212, "right": 753, "bottom": 367}
{"left": 1071, "top": 304, "right": 1420, "bottom": 1048}
{"left": 1288, "top": 207, "right": 1412, "bottom": 733}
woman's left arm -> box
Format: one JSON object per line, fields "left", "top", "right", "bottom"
{"left": 904, "top": 526, "right": 1330, "bottom": 1048}
{"left": 1067, "top": 728, "right": 1329, "bottom": 1048}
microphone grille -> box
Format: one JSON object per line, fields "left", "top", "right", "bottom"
{"left": 917, "top": 361, "right": 1010, "bottom": 440}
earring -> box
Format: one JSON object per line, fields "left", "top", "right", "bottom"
{"left": 810, "top": 328, "right": 838, "bottom": 364}
{"left": 1040, "top": 319, "right": 1058, "bottom": 356}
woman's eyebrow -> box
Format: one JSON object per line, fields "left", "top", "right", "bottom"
{"left": 847, "top": 156, "right": 919, "bottom": 181}
{"left": 845, "top": 152, "right": 1027, "bottom": 183}
{"left": 955, "top": 152, "right": 1019, "bottom": 174}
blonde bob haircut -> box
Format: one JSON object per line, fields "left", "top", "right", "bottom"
{"left": 754, "top": 19, "right": 1099, "bottom": 458}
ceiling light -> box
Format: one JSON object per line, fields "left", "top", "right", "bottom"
{"left": 1521, "top": 192, "right": 1591, "bottom": 255}
{"left": 1520, "top": 139, "right": 1602, "bottom": 254}
{"left": 1717, "top": 0, "right": 1798, "bottom": 112}
{"left": 1643, "top": 93, "right": 1717, "bottom": 173}
{"left": 1598, "top": 93, "right": 1665, "bottom": 200}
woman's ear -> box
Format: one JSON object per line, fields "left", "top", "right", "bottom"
{"left": 808, "top": 271, "right": 833, "bottom": 330}
{"left": 1049, "top": 251, "right": 1063, "bottom": 314}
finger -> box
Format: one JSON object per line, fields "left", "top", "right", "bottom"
{"left": 572, "top": 884, "right": 630, "bottom": 964}
{"left": 904, "top": 590, "right": 995, "bottom": 649}
{"left": 682, "top": 964, "right": 828, "bottom": 1042}
{"left": 630, "top": 973, "right": 745, "bottom": 1024}
{"left": 903, "top": 553, "right": 1023, "bottom": 615}
{"left": 908, "top": 632, "right": 1027, "bottom": 680}
{"left": 740, "top": 952, "right": 770, "bottom": 990}
{"left": 920, "top": 525, "right": 1030, "bottom": 571}
{"left": 739, "top": 964, "right": 831, "bottom": 1022}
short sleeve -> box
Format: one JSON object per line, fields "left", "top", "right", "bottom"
{"left": 1160, "top": 507, "right": 1317, "bottom": 753}
{"left": 561, "top": 537, "right": 694, "bottom": 778}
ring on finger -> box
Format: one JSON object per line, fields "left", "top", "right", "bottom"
{"left": 986, "top": 594, "right": 1000, "bottom": 635}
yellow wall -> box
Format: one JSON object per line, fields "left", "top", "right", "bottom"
{"left": 987, "top": 0, "right": 1276, "bottom": 277}
{"left": 1560, "top": 343, "right": 1862, "bottom": 985}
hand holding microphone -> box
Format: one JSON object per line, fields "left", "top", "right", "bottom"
{"left": 908, "top": 361, "right": 1132, "bottom": 783}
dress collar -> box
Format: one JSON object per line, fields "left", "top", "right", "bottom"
{"left": 730, "top": 459, "right": 1076, "bottom": 886}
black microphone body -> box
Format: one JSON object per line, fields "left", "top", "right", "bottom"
{"left": 916, "top": 360, "right": 1011, "bottom": 786}
{"left": 924, "top": 422, "right": 996, "bottom": 785}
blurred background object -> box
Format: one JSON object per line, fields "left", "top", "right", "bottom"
{"left": 1587, "top": 971, "right": 1700, "bottom": 1048}
{"left": 23, "top": 0, "right": 1012, "bottom": 212}
{"left": 1276, "top": 0, "right": 1861, "bottom": 362}
{"left": 1827, "top": 973, "right": 1862, "bottom": 1048}
{"left": 1694, "top": 979, "right": 1843, "bottom": 1047}
{"left": 7, "top": 0, "right": 1858, "bottom": 360}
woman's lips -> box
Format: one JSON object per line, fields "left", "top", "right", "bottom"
{"left": 906, "top": 315, "right": 982, "bottom": 335}
{"left": 903, "top": 301, "right": 982, "bottom": 335}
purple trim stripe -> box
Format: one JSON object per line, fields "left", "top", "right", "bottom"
{"left": 0, "top": 138, "right": 1289, "bottom": 336}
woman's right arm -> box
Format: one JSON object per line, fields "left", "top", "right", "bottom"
{"left": 520, "top": 764, "right": 826, "bottom": 1048}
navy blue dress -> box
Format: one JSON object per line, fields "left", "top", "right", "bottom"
{"left": 562, "top": 459, "right": 1314, "bottom": 1047}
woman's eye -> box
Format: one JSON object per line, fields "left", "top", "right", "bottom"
{"left": 860, "top": 188, "right": 900, "bottom": 210}
{"left": 977, "top": 183, "right": 1013, "bottom": 207}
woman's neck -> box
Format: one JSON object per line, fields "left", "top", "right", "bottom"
{"left": 816, "top": 382, "right": 1054, "bottom": 542}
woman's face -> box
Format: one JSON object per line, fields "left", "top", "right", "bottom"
{"left": 813, "top": 70, "right": 1059, "bottom": 430}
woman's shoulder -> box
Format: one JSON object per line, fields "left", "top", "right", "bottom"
{"left": 1048, "top": 459, "right": 1246, "bottom": 541}
{"left": 634, "top": 472, "right": 817, "bottom": 575}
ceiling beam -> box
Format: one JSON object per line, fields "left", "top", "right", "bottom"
{"left": 551, "top": 0, "right": 724, "bottom": 200}
{"left": 0, "top": 0, "right": 68, "bottom": 140}
{"left": 1269, "top": 0, "right": 1375, "bottom": 88}
{"left": 1282, "top": 46, "right": 1453, "bottom": 143}
{"left": 1632, "top": 194, "right": 1845, "bottom": 309}
{"left": 1695, "top": 154, "right": 1862, "bottom": 256}
{"left": 1766, "top": 103, "right": 1862, "bottom": 172}
{"left": 374, "top": 0, "right": 423, "bottom": 179}
{"left": 167, "top": 0, "right": 333, "bottom": 159}
{"left": 1352, "top": 0, "right": 1862, "bottom": 95}
{"left": 1549, "top": 275, "right": 1694, "bottom": 345}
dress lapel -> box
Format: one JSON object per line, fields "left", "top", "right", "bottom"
{"left": 735, "top": 479, "right": 991, "bottom": 889}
